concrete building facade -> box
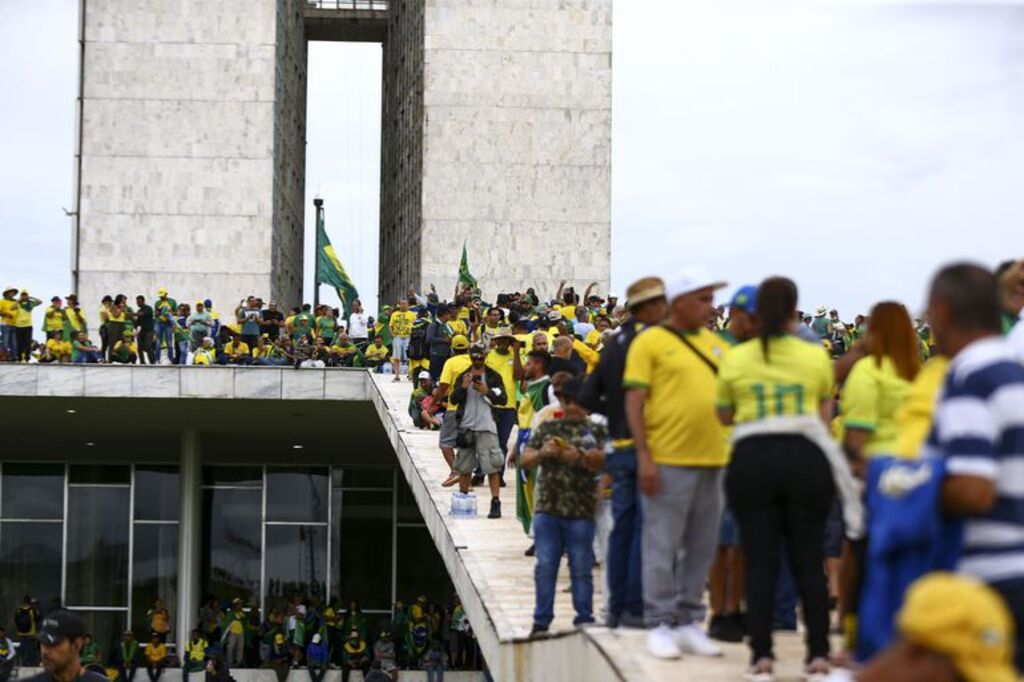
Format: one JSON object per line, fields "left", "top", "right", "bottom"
{"left": 74, "top": 0, "right": 611, "bottom": 318}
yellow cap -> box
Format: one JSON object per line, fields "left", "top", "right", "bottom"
{"left": 451, "top": 334, "right": 469, "bottom": 350}
{"left": 898, "top": 573, "right": 1017, "bottom": 682}
{"left": 157, "top": 287, "right": 168, "bottom": 296}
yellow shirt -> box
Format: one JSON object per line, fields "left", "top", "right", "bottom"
{"left": 47, "top": 338, "right": 72, "bottom": 358}
{"left": 15, "top": 302, "right": 34, "bottom": 327}
{"left": 585, "top": 329, "right": 602, "bottom": 349}
{"left": 0, "top": 299, "right": 17, "bottom": 326}
{"left": 485, "top": 349, "right": 516, "bottom": 410}
{"left": 439, "top": 354, "right": 473, "bottom": 410}
{"left": 841, "top": 355, "right": 912, "bottom": 457}
{"left": 193, "top": 349, "right": 214, "bottom": 365}
{"left": 891, "top": 356, "right": 949, "bottom": 459}
{"left": 624, "top": 326, "right": 729, "bottom": 467}
{"left": 389, "top": 311, "right": 417, "bottom": 338}
{"left": 572, "top": 338, "right": 600, "bottom": 374}
{"left": 43, "top": 306, "right": 65, "bottom": 332}
{"left": 66, "top": 308, "right": 86, "bottom": 332}
{"left": 145, "top": 642, "right": 167, "bottom": 663}
{"left": 558, "top": 304, "right": 577, "bottom": 320}
{"left": 365, "top": 344, "right": 389, "bottom": 361}
{"left": 224, "top": 341, "right": 250, "bottom": 356}
{"left": 449, "top": 319, "right": 469, "bottom": 338}
{"left": 717, "top": 336, "right": 833, "bottom": 424}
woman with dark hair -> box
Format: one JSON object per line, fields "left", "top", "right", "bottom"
{"left": 717, "top": 276, "right": 839, "bottom": 681}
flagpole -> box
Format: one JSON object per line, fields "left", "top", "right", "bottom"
{"left": 313, "top": 197, "right": 324, "bottom": 310}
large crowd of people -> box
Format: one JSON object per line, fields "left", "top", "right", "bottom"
{"left": 400, "top": 260, "right": 1024, "bottom": 681}
{"left": 4, "top": 257, "right": 1024, "bottom": 682}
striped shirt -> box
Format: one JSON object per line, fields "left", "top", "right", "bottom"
{"left": 926, "top": 336, "right": 1024, "bottom": 585}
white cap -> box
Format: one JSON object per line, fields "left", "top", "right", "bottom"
{"left": 312, "top": 633, "right": 321, "bottom": 644}
{"left": 417, "top": 371, "right": 431, "bottom": 381}
{"left": 665, "top": 266, "right": 728, "bottom": 302}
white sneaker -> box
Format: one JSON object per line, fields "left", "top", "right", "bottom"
{"left": 647, "top": 623, "right": 682, "bottom": 659}
{"left": 673, "top": 622, "right": 723, "bottom": 657}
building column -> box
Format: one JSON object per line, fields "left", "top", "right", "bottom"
{"left": 177, "top": 429, "right": 202, "bottom": 649}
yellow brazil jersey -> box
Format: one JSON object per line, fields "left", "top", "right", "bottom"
{"left": 585, "top": 329, "right": 602, "bottom": 349}
{"left": 439, "top": 353, "right": 472, "bottom": 411}
{"left": 0, "top": 299, "right": 17, "bottom": 326}
{"left": 15, "top": 302, "right": 34, "bottom": 327}
{"left": 891, "top": 356, "right": 949, "bottom": 459}
{"left": 485, "top": 349, "right": 516, "bottom": 410}
{"left": 841, "top": 355, "right": 912, "bottom": 457}
{"left": 365, "top": 344, "right": 389, "bottom": 362}
{"left": 43, "top": 306, "right": 64, "bottom": 333}
{"left": 47, "top": 338, "right": 71, "bottom": 358}
{"left": 449, "top": 319, "right": 469, "bottom": 338}
{"left": 558, "top": 304, "right": 577, "bottom": 321}
{"left": 623, "top": 326, "right": 730, "bottom": 467}
{"left": 717, "top": 335, "right": 833, "bottom": 425}
{"left": 572, "top": 338, "right": 600, "bottom": 374}
{"left": 224, "top": 341, "right": 250, "bottom": 356}
{"left": 389, "top": 311, "right": 417, "bottom": 338}
{"left": 108, "top": 308, "right": 126, "bottom": 323}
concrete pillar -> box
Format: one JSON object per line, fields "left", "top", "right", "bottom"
{"left": 177, "top": 429, "right": 202, "bottom": 649}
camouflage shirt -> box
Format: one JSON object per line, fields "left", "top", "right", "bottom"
{"left": 527, "top": 415, "right": 607, "bottom": 519}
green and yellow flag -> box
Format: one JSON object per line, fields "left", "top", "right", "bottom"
{"left": 316, "top": 211, "right": 359, "bottom": 318}
{"left": 458, "top": 241, "right": 478, "bottom": 291}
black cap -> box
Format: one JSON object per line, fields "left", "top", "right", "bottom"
{"left": 37, "top": 610, "right": 86, "bottom": 645}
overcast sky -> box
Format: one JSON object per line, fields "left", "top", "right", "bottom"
{"left": 1, "top": 1, "right": 1022, "bottom": 320}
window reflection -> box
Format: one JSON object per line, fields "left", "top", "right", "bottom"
{"left": 202, "top": 488, "right": 261, "bottom": 603}
{"left": 264, "top": 525, "right": 328, "bottom": 614}
{"left": 135, "top": 466, "right": 180, "bottom": 521}
{"left": 266, "top": 467, "right": 328, "bottom": 523}
{"left": 337, "top": 490, "right": 392, "bottom": 610}
{"left": 66, "top": 487, "right": 130, "bottom": 607}
{"left": 0, "top": 521, "right": 63, "bottom": 627}
{"left": 132, "top": 524, "right": 178, "bottom": 641}
{"left": 2, "top": 463, "right": 64, "bottom": 519}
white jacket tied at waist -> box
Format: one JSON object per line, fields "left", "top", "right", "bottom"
{"left": 731, "top": 414, "right": 864, "bottom": 541}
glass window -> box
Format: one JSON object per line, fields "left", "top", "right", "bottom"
{"left": 201, "top": 488, "right": 261, "bottom": 603}
{"left": 202, "top": 466, "right": 262, "bottom": 487}
{"left": 0, "top": 521, "right": 63, "bottom": 630}
{"left": 264, "top": 525, "right": 328, "bottom": 614}
{"left": 132, "top": 524, "right": 178, "bottom": 642}
{"left": 66, "top": 487, "right": 130, "bottom": 607}
{"left": 2, "top": 463, "right": 64, "bottom": 519}
{"left": 135, "top": 466, "right": 180, "bottom": 521}
{"left": 266, "top": 467, "right": 328, "bottom": 523}
{"left": 396, "top": 527, "right": 452, "bottom": 610}
{"left": 69, "top": 465, "right": 130, "bottom": 485}
{"left": 331, "top": 468, "right": 394, "bottom": 489}
{"left": 73, "top": 610, "right": 127, "bottom": 667}
{"left": 335, "top": 491, "right": 392, "bottom": 610}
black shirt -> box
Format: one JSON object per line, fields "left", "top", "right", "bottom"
{"left": 23, "top": 670, "right": 110, "bottom": 682}
{"left": 579, "top": 323, "right": 641, "bottom": 442}
{"left": 260, "top": 310, "right": 284, "bottom": 340}
{"left": 135, "top": 304, "right": 155, "bottom": 333}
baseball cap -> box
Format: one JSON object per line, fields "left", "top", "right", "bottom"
{"left": 51, "top": 296, "right": 61, "bottom": 302}
{"left": 469, "top": 344, "right": 487, "bottom": 357}
{"left": 729, "top": 285, "right": 758, "bottom": 315}
{"left": 547, "top": 311, "right": 562, "bottom": 322}
{"left": 492, "top": 326, "right": 514, "bottom": 339}
{"left": 451, "top": 334, "right": 469, "bottom": 350}
{"left": 36, "top": 610, "right": 86, "bottom": 645}
{"left": 664, "top": 267, "right": 727, "bottom": 302}
{"left": 3, "top": 286, "right": 16, "bottom": 295}
{"left": 157, "top": 287, "right": 168, "bottom": 296}
{"left": 898, "top": 573, "right": 1017, "bottom": 682}
{"left": 417, "top": 370, "right": 431, "bottom": 381}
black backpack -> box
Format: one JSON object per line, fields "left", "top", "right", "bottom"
{"left": 408, "top": 323, "right": 429, "bottom": 360}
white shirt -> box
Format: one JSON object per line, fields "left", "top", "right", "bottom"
{"left": 348, "top": 312, "right": 369, "bottom": 339}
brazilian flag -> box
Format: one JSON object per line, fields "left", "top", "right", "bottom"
{"left": 316, "top": 211, "right": 359, "bottom": 318}
{"left": 458, "top": 242, "right": 478, "bottom": 291}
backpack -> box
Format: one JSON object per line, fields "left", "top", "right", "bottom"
{"left": 407, "top": 322, "right": 429, "bottom": 360}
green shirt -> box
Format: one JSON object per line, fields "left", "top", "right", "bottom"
{"left": 81, "top": 642, "right": 100, "bottom": 665}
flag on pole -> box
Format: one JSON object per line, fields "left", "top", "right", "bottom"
{"left": 458, "top": 241, "right": 478, "bottom": 291}
{"left": 316, "top": 211, "right": 359, "bottom": 319}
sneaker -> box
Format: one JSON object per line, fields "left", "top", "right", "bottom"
{"left": 488, "top": 497, "right": 501, "bottom": 519}
{"left": 802, "top": 657, "right": 830, "bottom": 682}
{"left": 709, "top": 612, "right": 744, "bottom": 643}
{"left": 646, "top": 623, "right": 682, "bottom": 659}
{"left": 745, "top": 658, "right": 775, "bottom": 682}
{"left": 673, "top": 623, "right": 723, "bottom": 657}
{"left": 529, "top": 623, "right": 549, "bottom": 638}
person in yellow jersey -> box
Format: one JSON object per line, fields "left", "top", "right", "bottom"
{"left": 624, "top": 267, "right": 730, "bottom": 660}
{"left": 716, "top": 277, "right": 838, "bottom": 680}
{"left": 388, "top": 298, "right": 417, "bottom": 382}
{"left": 42, "top": 296, "right": 66, "bottom": 339}
{"left": 841, "top": 301, "right": 923, "bottom": 472}
{"left": 430, "top": 335, "right": 472, "bottom": 487}
{"left": 192, "top": 338, "right": 216, "bottom": 366}
{"left": 485, "top": 327, "right": 524, "bottom": 478}
{"left": 363, "top": 334, "right": 390, "bottom": 372}
{"left": 14, "top": 290, "right": 41, "bottom": 362}
{"left": 45, "top": 331, "right": 72, "bottom": 363}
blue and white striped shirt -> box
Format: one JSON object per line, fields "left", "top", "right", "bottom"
{"left": 926, "top": 336, "right": 1024, "bottom": 586}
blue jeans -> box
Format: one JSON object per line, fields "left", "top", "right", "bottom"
{"left": 533, "top": 512, "right": 595, "bottom": 627}
{"left": 605, "top": 447, "right": 644, "bottom": 621}
{"left": 0, "top": 326, "right": 15, "bottom": 358}
{"left": 74, "top": 351, "right": 103, "bottom": 364}
{"left": 175, "top": 340, "right": 189, "bottom": 365}
{"left": 154, "top": 322, "right": 174, "bottom": 362}
{"left": 425, "top": 664, "right": 444, "bottom": 682}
